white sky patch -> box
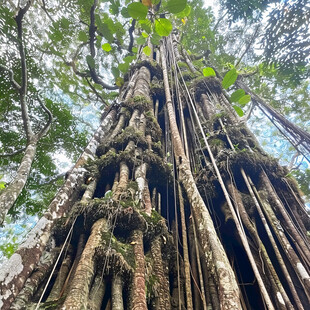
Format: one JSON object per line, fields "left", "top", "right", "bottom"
{"left": 53, "top": 151, "right": 73, "bottom": 173}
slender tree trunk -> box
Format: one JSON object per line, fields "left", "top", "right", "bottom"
{"left": 0, "top": 141, "right": 37, "bottom": 223}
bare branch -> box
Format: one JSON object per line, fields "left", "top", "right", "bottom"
{"left": 39, "top": 172, "right": 66, "bottom": 186}
{"left": 235, "top": 24, "right": 260, "bottom": 68}
{"left": 0, "top": 64, "right": 21, "bottom": 90}
{"left": 0, "top": 147, "right": 26, "bottom": 157}
{"left": 85, "top": 78, "right": 108, "bottom": 106}
{"left": 241, "top": 101, "right": 256, "bottom": 122}
{"left": 65, "top": 60, "right": 89, "bottom": 78}
{"left": 40, "top": 0, "right": 55, "bottom": 23}
{"left": 213, "top": 10, "right": 228, "bottom": 32}
{"left": 37, "top": 96, "right": 53, "bottom": 139}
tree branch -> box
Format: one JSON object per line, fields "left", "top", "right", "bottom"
{"left": 0, "top": 147, "right": 26, "bottom": 157}
{"left": 37, "top": 96, "right": 53, "bottom": 139}
{"left": 85, "top": 78, "right": 108, "bottom": 106}
{"left": 0, "top": 64, "right": 21, "bottom": 90}
{"left": 89, "top": 0, "right": 97, "bottom": 58}
{"left": 39, "top": 172, "right": 66, "bottom": 186}
{"left": 40, "top": 0, "right": 55, "bottom": 23}
{"left": 87, "top": 0, "right": 118, "bottom": 90}
{"left": 235, "top": 24, "right": 260, "bottom": 68}
{"left": 14, "top": 0, "right": 34, "bottom": 140}
{"left": 128, "top": 19, "right": 136, "bottom": 53}
{"left": 241, "top": 101, "right": 256, "bottom": 122}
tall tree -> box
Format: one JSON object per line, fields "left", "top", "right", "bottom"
{"left": 0, "top": 0, "right": 309, "bottom": 309}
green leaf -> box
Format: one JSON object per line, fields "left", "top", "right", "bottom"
{"left": 222, "top": 68, "right": 238, "bottom": 89}
{"left": 86, "top": 55, "right": 95, "bottom": 69}
{"left": 78, "top": 31, "right": 88, "bottom": 42}
{"left": 165, "top": 0, "right": 187, "bottom": 14}
{"left": 238, "top": 94, "right": 251, "bottom": 106}
{"left": 150, "top": 32, "right": 161, "bottom": 45}
{"left": 112, "top": 67, "right": 120, "bottom": 78}
{"left": 102, "top": 43, "right": 112, "bottom": 52}
{"left": 132, "top": 47, "right": 138, "bottom": 53}
{"left": 127, "top": 2, "right": 148, "bottom": 19}
{"left": 100, "top": 23, "right": 114, "bottom": 42}
{"left": 176, "top": 4, "right": 191, "bottom": 17}
{"left": 230, "top": 89, "right": 245, "bottom": 102}
{"left": 139, "top": 19, "right": 152, "bottom": 33}
{"left": 155, "top": 18, "right": 173, "bottom": 36}
{"left": 0, "top": 181, "right": 5, "bottom": 190}
{"left": 143, "top": 46, "right": 152, "bottom": 56}
{"left": 115, "top": 77, "right": 124, "bottom": 87}
{"left": 119, "top": 62, "right": 129, "bottom": 73}
{"left": 136, "top": 36, "right": 147, "bottom": 45}
{"left": 203, "top": 67, "right": 216, "bottom": 77}
{"left": 121, "top": 7, "right": 130, "bottom": 18}
{"left": 142, "top": 32, "right": 148, "bottom": 38}
{"left": 233, "top": 105, "right": 244, "bottom": 117}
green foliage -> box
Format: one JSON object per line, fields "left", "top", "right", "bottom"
{"left": 230, "top": 89, "right": 245, "bottom": 102}
{"left": 165, "top": 0, "right": 187, "bottom": 14}
{"left": 238, "top": 94, "right": 251, "bottom": 106}
{"left": 222, "top": 68, "right": 238, "bottom": 89}
{"left": 220, "top": 0, "right": 270, "bottom": 21}
{"left": 102, "top": 43, "right": 112, "bottom": 52}
{"left": 127, "top": 2, "right": 148, "bottom": 19}
{"left": 155, "top": 18, "right": 173, "bottom": 36}
{"left": 143, "top": 46, "right": 152, "bottom": 56}
{"left": 232, "top": 105, "right": 244, "bottom": 117}
{"left": 203, "top": 67, "right": 216, "bottom": 77}
{"left": 291, "top": 169, "right": 310, "bottom": 200}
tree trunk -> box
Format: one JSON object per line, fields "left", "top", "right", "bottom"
{"left": 1, "top": 33, "right": 310, "bottom": 310}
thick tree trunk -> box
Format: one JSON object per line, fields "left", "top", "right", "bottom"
{"left": 1, "top": 31, "right": 310, "bottom": 310}
{"left": 160, "top": 43, "right": 241, "bottom": 310}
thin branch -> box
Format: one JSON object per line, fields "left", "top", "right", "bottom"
{"left": 65, "top": 60, "right": 89, "bottom": 78}
{"left": 39, "top": 172, "right": 66, "bottom": 186}
{"left": 235, "top": 24, "right": 260, "bottom": 68}
{"left": 289, "top": 151, "right": 300, "bottom": 170}
{"left": 0, "top": 147, "right": 26, "bottom": 157}
{"left": 0, "top": 64, "right": 21, "bottom": 90}
{"left": 241, "top": 101, "right": 256, "bottom": 122}
{"left": 37, "top": 96, "right": 53, "bottom": 139}
{"left": 87, "top": 0, "right": 118, "bottom": 90}
{"left": 213, "top": 10, "right": 228, "bottom": 32}
{"left": 238, "top": 69, "right": 258, "bottom": 78}
{"left": 85, "top": 78, "right": 108, "bottom": 106}
{"left": 72, "top": 42, "right": 89, "bottom": 62}
{"left": 40, "top": 0, "right": 55, "bottom": 23}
